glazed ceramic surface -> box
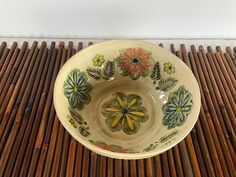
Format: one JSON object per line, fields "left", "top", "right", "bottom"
{"left": 54, "top": 40, "right": 201, "bottom": 159}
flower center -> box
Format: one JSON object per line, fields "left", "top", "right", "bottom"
{"left": 132, "top": 58, "right": 139, "bottom": 63}
{"left": 73, "top": 86, "right": 78, "bottom": 93}
{"left": 121, "top": 109, "right": 128, "bottom": 115}
{"left": 169, "top": 66, "right": 172, "bottom": 69}
{"left": 176, "top": 106, "right": 182, "bottom": 113}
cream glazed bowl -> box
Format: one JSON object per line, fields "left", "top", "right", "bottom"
{"left": 53, "top": 40, "right": 201, "bottom": 159}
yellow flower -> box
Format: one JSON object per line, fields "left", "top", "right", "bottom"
{"left": 102, "top": 92, "right": 149, "bottom": 135}
{"left": 92, "top": 54, "right": 105, "bottom": 67}
{"left": 164, "top": 62, "right": 175, "bottom": 74}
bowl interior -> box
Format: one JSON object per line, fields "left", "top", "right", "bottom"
{"left": 54, "top": 40, "right": 200, "bottom": 159}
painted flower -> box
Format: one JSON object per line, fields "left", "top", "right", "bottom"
{"left": 102, "top": 92, "right": 149, "bottom": 135}
{"left": 64, "top": 69, "right": 92, "bottom": 110}
{"left": 162, "top": 86, "right": 193, "bottom": 129}
{"left": 116, "top": 48, "right": 152, "bottom": 80}
{"left": 163, "top": 62, "right": 175, "bottom": 74}
{"left": 92, "top": 54, "right": 105, "bottom": 67}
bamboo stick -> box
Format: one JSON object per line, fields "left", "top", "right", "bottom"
{"left": 65, "top": 138, "right": 77, "bottom": 177}
{"left": 200, "top": 47, "right": 236, "bottom": 135}
{"left": 130, "top": 160, "right": 137, "bottom": 177}
{"left": 27, "top": 42, "right": 64, "bottom": 177}
{"left": 42, "top": 47, "right": 67, "bottom": 177}
{"left": 189, "top": 51, "right": 218, "bottom": 177}
{"left": 0, "top": 48, "right": 20, "bottom": 101}
{"left": 224, "top": 52, "right": 236, "bottom": 78}
{"left": 172, "top": 146, "right": 184, "bottom": 177}
{"left": 190, "top": 128, "right": 208, "bottom": 177}
{"left": 90, "top": 152, "right": 98, "bottom": 177}
{"left": 161, "top": 153, "right": 170, "bottom": 177}
{"left": 226, "top": 47, "right": 236, "bottom": 66}
{"left": 19, "top": 47, "right": 58, "bottom": 177}
{"left": 145, "top": 158, "right": 155, "bottom": 177}
{"left": 0, "top": 45, "right": 39, "bottom": 150}
{"left": 0, "top": 48, "right": 10, "bottom": 71}
{"left": 191, "top": 46, "right": 230, "bottom": 177}
{"left": 154, "top": 156, "right": 162, "bottom": 177}
{"left": 81, "top": 148, "right": 90, "bottom": 177}
{"left": 123, "top": 160, "right": 129, "bottom": 177}
{"left": 115, "top": 159, "right": 122, "bottom": 177}
{"left": 0, "top": 42, "right": 44, "bottom": 176}
{"left": 74, "top": 142, "right": 83, "bottom": 177}
{"left": 0, "top": 41, "right": 7, "bottom": 59}
{"left": 208, "top": 47, "right": 236, "bottom": 104}
{"left": 107, "top": 158, "right": 114, "bottom": 177}
{"left": 137, "top": 159, "right": 145, "bottom": 177}
{"left": 99, "top": 156, "right": 107, "bottom": 177}
{"left": 0, "top": 42, "right": 17, "bottom": 82}
{"left": 36, "top": 43, "right": 67, "bottom": 177}
{"left": 10, "top": 42, "right": 55, "bottom": 177}
{"left": 0, "top": 42, "right": 37, "bottom": 125}
{"left": 216, "top": 46, "right": 236, "bottom": 85}
{"left": 0, "top": 42, "right": 27, "bottom": 95}
{"left": 4, "top": 47, "right": 48, "bottom": 177}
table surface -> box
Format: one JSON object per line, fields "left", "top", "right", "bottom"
{"left": 0, "top": 40, "right": 235, "bottom": 177}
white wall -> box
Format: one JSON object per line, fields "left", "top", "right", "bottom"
{"left": 0, "top": 0, "right": 236, "bottom": 38}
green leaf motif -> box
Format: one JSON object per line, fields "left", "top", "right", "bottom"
{"left": 150, "top": 61, "right": 161, "bottom": 82}
{"left": 102, "top": 61, "right": 115, "bottom": 80}
{"left": 86, "top": 68, "right": 102, "bottom": 80}
{"left": 68, "top": 107, "right": 91, "bottom": 137}
{"left": 79, "top": 126, "right": 90, "bottom": 137}
{"left": 158, "top": 77, "right": 177, "bottom": 92}
{"left": 69, "top": 107, "right": 83, "bottom": 125}
{"left": 143, "top": 143, "right": 158, "bottom": 152}
{"left": 159, "top": 131, "right": 178, "bottom": 143}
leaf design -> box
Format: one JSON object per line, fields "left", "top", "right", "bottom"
{"left": 158, "top": 77, "right": 177, "bottom": 92}
{"left": 159, "top": 131, "right": 178, "bottom": 143}
{"left": 69, "top": 107, "right": 83, "bottom": 125}
{"left": 79, "top": 126, "right": 90, "bottom": 137}
{"left": 102, "top": 61, "right": 115, "bottom": 80}
{"left": 86, "top": 68, "right": 102, "bottom": 80}
{"left": 150, "top": 61, "right": 161, "bottom": 83}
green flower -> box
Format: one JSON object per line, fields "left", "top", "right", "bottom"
{"left": 102, "top": 92, "right": 149, "bottom": 135}
{"left": 164, "top": 62, "right": 175, "bottom": 74}
{"left": 162, "top": 86, "right": 193, "bottom": 129}
{"left": 92, "top": 54, "right": 105, "bottom": 67}
{"left": 64, "top": 69, "right": 92, "bottom": 110}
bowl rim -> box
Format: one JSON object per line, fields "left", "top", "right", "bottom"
{"left": 53, "top": 39, "right": 201, "bottom": 159}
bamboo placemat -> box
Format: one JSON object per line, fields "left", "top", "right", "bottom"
{"left": 0, "top": 40, "right": 235, "bottom": 177}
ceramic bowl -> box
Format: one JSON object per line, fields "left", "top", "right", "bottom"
{"left": 54, "top": 40, "right": 201, "bottom": 159}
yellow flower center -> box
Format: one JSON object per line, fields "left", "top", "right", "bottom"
{"left": 73, "top": 86, "right": 78, "bottom": 92}
{"left": 176, "top": 106, "right": 182, "bottom": 113}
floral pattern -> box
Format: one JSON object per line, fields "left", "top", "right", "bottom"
{"left": 162, "top": 86, "right": 193, "bottom": 129}
{"left": 92, "top": 54, "right": 105, "bottom": 67}
{"left": 116, "top": 48, "right": 153, "bottom": 80}
{"left": 164, "top": 62, "right": 175, "bottom": 74}
{"left": 89, "top": 140, "right": 136, "bottom": 153}
{"left": 67, "top": 107, "right": 90, "bottom": 137}
{"left": 102, "top": 92, "right": 149, "bottom": 135}
{"left": 64, "top": 69, "right": 92, "bottom": 110}
{"left": 143, "top": 130, "right": 178, "bottom": 152}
